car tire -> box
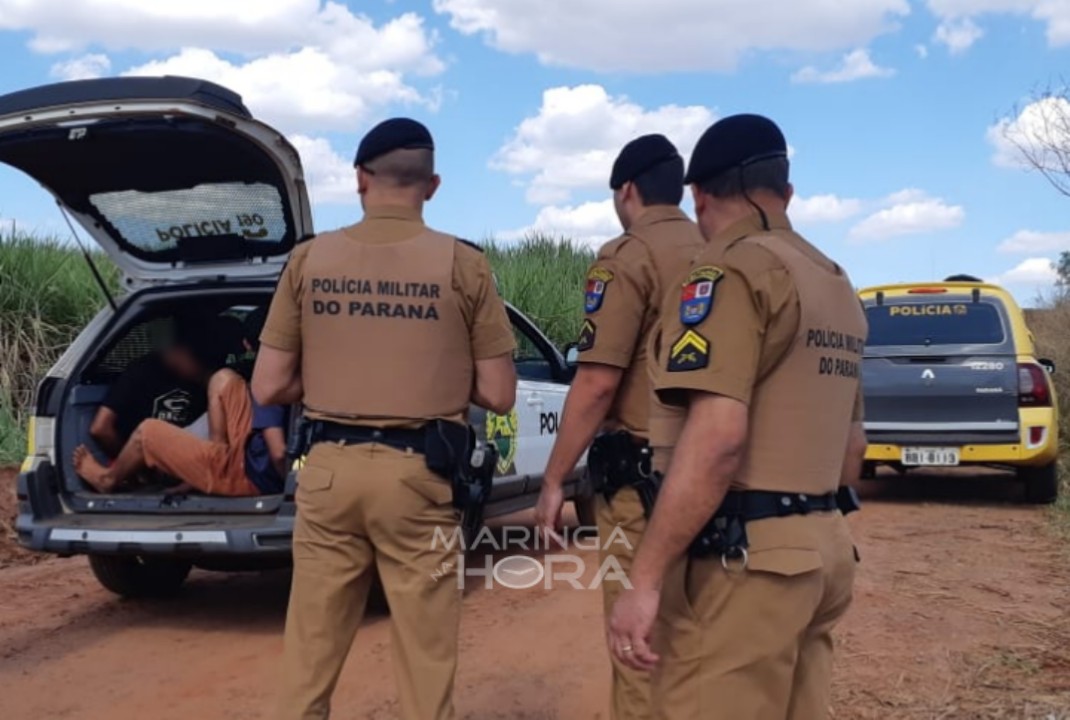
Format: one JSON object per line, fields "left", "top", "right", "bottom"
{"left": 861, "top": 461, "right": 877, "bottom": 480}
{"left": 88, "top": 555, "right": 192, "bottom": 598}
{"left": 1021, "top": 463, "right": 1060, "bottom": 505}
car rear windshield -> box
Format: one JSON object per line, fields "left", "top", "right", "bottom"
{"left": 865, "top": 301, "right": 1006, "bottom": 347}
{"left": 90, "top": 183, "right": 289, "bottom": 255}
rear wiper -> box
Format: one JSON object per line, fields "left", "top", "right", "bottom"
{"left": 57, "top": 200, "right": 116, "bottom": 311}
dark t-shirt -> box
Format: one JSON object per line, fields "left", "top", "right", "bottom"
{"left": 244, "top": 398, "right": 288, "bottom": 494}
{"left": 102, "top": 354, "right": 207, "bottom": 444}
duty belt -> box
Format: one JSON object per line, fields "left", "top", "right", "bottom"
{"left": 690, "top": 487, "right": 861, "bottom": 563}
{"left": 312, "top": 421, "right": 426, "bottom": 453}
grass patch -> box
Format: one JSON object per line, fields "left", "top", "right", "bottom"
{"left": 0, "top": 231, "right": 118, "bottom": 464}
{"left": 484, "top": 234, "right": 593, "bottom": 348}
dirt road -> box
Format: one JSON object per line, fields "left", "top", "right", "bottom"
{"left": 1, "top": 470, "right": 1068, "bottom": 719}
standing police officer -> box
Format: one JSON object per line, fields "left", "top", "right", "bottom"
{"left": 534, "top": 134, "right": 706, "bottom": 720}
{"left": 253, "top": 118, "right": 517, "bottom": 720}
{"left": 606, "top": 115, "right": 867, "bottom": 720}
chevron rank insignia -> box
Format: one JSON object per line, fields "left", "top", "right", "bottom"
{"left": 577, "top": 319, "right": 597, "bottom": 351}
{"left": 668, "top": 330, "right": 710, "bottom": 372}
{"left": 679, "top": 266, "right": 724, "bottom": 327}
{"left": 584, "top": 267, "right": 614, "bottom": 313}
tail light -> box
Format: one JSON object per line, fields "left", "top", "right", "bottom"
{"left": 1018, "top": 363, "right": 1052, "bottom": 407}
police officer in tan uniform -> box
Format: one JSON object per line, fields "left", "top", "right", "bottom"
{"left": 252, "top": 118, "right": 517, "bottom": 720}
{"left": 534, "top": 134, "right": 705, "bottom": 720}
{"left": 606, "top": 115, "right": 868, "bottom": 720}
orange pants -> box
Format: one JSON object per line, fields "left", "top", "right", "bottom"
{"left": 139, "top": 370, "right": 259, "bottom": 496}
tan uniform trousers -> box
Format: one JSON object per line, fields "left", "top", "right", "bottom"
{"left": 278, "top": 441, "right": 461, "bottom": 720}
{"left": 597, "top": 486, "right": 652, "bottom": 720}
{"left": 653, "top": 512, "right": 856, "bottom": 720}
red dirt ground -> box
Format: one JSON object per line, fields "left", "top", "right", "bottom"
{"left": 1, "top": 467, "right": 1068, "bottom": 719}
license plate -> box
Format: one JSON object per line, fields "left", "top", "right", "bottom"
{"left": 901, "top": 447, "right": 960, "bottom": 466}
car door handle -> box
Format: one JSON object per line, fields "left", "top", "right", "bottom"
{"left": 525, "top": 393, "right": 544, "bottom": 406}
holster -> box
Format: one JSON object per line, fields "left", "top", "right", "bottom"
{"left": 688, "top": 486, "right": 862, "bottom": 561}
{"left": 286, "top": 415, "right": 315, "bottom": 463}
{"left": 424, "top": 420, "right": 497, "bottom": 538}
{"left": 588, "top": 432, "right": 658, "bottom": 518}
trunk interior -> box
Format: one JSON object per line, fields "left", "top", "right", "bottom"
{"left": 59, "top": 285, "right": 290, "bottom": 515}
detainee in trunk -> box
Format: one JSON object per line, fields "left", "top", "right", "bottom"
{"left": 73, "top": 307, "right": 288, "bottom": 496}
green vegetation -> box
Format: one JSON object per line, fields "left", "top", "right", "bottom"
{"left": 0, "top": 232, "right": 119, "bottom": 463}
{"left": 484, "top": 234, "right": 593, "bottom": 347}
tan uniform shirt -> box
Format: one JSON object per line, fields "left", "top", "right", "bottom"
{"left": 261, "top": 205, "right": 516, "bottom": 426}
{"left": 653, "top": 210, "right": 865, "bottom": 492}
{"left": 577, "top": 206, "right": 706, "bottom": 440}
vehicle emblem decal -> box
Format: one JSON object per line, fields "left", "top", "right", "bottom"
{"left": 486, "top": 408, "right": 519, "bottom": 475}
{"left": 921, "top": 369, "right": 935, "bottom": 385}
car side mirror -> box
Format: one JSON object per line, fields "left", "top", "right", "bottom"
{"left": 1039, "top": 358, "right": 1056, "bottom": 375}
{"left": 563, "top": 342, "right": 580, "bottom": 367}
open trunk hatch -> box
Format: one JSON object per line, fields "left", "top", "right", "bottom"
{"left": 0, "top": 76, "right": 312, "bottom": 285}
{"left": 862, "top": 296, "right": 1020, "bottom": 445}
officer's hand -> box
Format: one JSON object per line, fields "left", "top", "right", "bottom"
{"left": 534, "top": 484, "right": 566, "bottom": 547}
{"left": 607, "top": 588, "right": 661, "bottom": 672}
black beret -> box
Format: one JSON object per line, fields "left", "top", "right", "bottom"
{"left": 610, "top": 134, "right": 681, "bottom": 190}
{"left": 354, "top": 117, "right": 434, "bottom": 167}
{"left": 684, "top": 114, "right": 788, "bottom": 185}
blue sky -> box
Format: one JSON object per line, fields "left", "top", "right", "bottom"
{"left": 0, "top": 0, "right": 1068, "bottom": 305}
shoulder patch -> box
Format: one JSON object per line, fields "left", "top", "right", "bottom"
{"left": 585, "top": 266, "right": 614, "bottom": 313}
{"left": 456, "top": 237, "right": 484, "bottom": 253}
{"left": 576, "top": 319, "right": 597, "bottom": 352}
{"left": 667, "top": 329, "right": 710, "bottom": 372}
{"left": 679, "top": 265, "right": 724, "bottom": 327}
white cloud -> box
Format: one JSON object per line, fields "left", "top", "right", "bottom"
{"left": 987, "top": 96, "right": 1070, "bottom": 169}
{"left": 0, "top": 0, "right": 444, "bottom": 65}
{"left": 50, "top": 53, "right": 111, "bottom": 80}
{"left": 502, "top": 200, "right": 620, "bottom": 249}
{"left": 791, "top": 194, "right": 865, "bottom": 224}
{"left": 927, "top": 1, "right": 1070, "bottom": 47}
{"left": 289, "top": 135, "right": 357, "bottom": 206}
{"left": 933, "top": 17, "right": 984, "bottom": 53}
{"left": 848, "top": 190, "right": 964, "bottom": 242}
{"left": 434, "top": 0, "right": 909, "bottom": 72}
{"left": 998, "top": 229, "right": 1070, "bottom": 254}
{"left": 791, "top": 49, "right": 895, "bottom": 84}
{"left": 123, "top": 44, "right": 434, "bottom": 134}
{"left": 989, "top": 257, "right": 1058, "bottom": 286}
{"left": 0, "top": 2, "right": 444, "bottom": 134}
{"left": 915, "top": 44, "right": 930, "bottom": 58}
{"left": 493, "top": 85, "right": 715, "bottom": 205}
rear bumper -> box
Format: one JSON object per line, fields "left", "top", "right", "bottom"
{"left": 16, "top": 464, "right": 293, "bottom": 557}
{"left": 17, "top": 514, "right": 295, "bottom": 557}
{"left": 864, "top": 409, "right": 1059, "bottom": 467}
{"left": 16, "top": 461, "right": 590, "bottom": 558}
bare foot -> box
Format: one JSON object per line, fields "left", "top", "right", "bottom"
{"left": 73, "top": 445, "right": 118, "bottom": 493}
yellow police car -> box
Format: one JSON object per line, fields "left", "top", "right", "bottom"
{"left": 859, "top": 276, "right": 1060, "bottom": 503}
